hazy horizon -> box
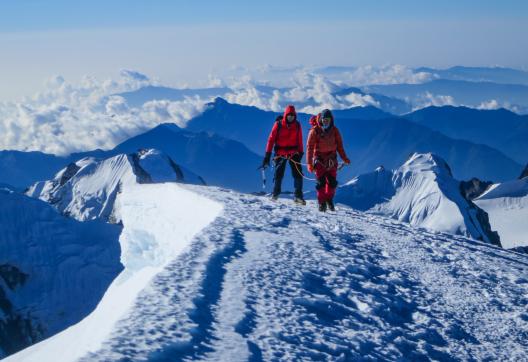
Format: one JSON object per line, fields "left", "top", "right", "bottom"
{"left": 1, "top": 0, "right": 527, "bottom": 100}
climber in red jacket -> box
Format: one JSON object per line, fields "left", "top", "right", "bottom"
{"left": 262, "top": 105, "right": 305, "bottom": 204}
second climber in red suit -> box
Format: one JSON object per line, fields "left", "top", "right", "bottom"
{"left": 262, "top": 105, "right": 306, "bottom": 204}
{"left": 306, "top": 109, "right": 350, "bottom": 212}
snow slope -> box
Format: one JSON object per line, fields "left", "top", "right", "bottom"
{"left": 0, "top": 189, "right": 122, "bottom": 357}
{"left": 336, "top": 153, "right": 500, "bottom": 245}
{"left": 7, "top": 183, "right": 222, "bottom": 362}
{"left": 9, "top": 184, "right": 528, "bottom": 361}
{"left": 474, "top": 178, "right": 528, "bottom": 249}
{"left": 27, "top": 149, "right": 204, "bottom": 221}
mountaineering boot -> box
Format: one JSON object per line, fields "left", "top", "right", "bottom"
{"left": 318, "top": 202, "right": 327, "bottom": 212}
{"left": 294, "top": 197, "right": 306, "bottom": 205}
{"left": 271, "top": 194, "right": 279, "bottom": 201}
{"left": 327, "top": 199, "right": 335, "bottom": 211}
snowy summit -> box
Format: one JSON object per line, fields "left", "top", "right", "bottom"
{"left": 336, "top": 153, "right": 500, "bottom": 245}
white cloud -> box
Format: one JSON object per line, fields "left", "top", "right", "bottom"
{"left": 305, "top": 64, "right": 435, "bottom": 86}
{"left": 476, "top": 99, "right": 526, "bottom": 114}
{"left": 477, "top": 99, "right": 501, "bottom": 110}
{"left": 412, "top": 92, "right": 456, "bottom": 110}
{"left": 220, "top": 70, "right": 384, "bottom": 115}
{"left": 0, "top": 71, "right": 206, "bottom": 155}
{"left": 140, "top": 97, "right": 206, "bottom": 128}
{"left": 340, "top": 93, "right": 381, "bottom": 108}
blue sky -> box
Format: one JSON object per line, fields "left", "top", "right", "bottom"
{"left": 2, "top": 0, "right": 528, "bottom": 31}
{"left": 0, "top": 0, "right": 527, "bottom": 99}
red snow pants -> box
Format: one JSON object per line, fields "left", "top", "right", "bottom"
{"left": 315, "top": 162, "right": 338, "bottom": 203}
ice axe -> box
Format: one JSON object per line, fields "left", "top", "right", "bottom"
{"left": 257, "top": 165, "right": 267, "bottom": 191}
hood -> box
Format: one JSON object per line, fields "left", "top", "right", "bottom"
{"left": 282, "top": 104, "right": 297, "bottom": 126}
{"left": 318, "top": 109, "right": 334, "bottom": 129}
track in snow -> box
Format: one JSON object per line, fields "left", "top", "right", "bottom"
{"left": 74, "top": 186, "right": 528, "bottom": 361}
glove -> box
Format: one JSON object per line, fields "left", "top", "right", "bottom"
{"left": 343, "top": 158, "right": 351, "bottom": 165}
{"left": 262, "top": 152, "right": 271, "bottom": 168}
{"left": 307, "top": 163, "right": 314, "bottom": 173}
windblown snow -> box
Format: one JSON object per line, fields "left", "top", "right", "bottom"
{"left": 8, "top": 184, "right": 528, "bottom": 361}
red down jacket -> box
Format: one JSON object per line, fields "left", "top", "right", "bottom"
{"left": 265, "top": 105, "right": 303, "bottom": 156}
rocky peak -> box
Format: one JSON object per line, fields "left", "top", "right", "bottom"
{"left": 459, "top": 178, "right": 493, "bottom": 201}
{"left": 520, "top": 164, "right": 528, "bottom": 180}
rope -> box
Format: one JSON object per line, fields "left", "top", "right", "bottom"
{"left": 274, "top": 155, "right": 349, "bottom": 182}
{"left": 272, "top": 155, "right": 316, "bottom": 181}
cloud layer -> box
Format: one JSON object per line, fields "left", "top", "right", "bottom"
{"left": 0, "top": 70, "right": 206, "bottom": 155}
{"left": 1, "top": 65, "right": 525, "bottom": 156}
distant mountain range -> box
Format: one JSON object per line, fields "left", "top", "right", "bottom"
{"left": 364, "top": 79, "right": 528, "bottom": 113}
{"left": 416, "top": 66, "right": 528, "bottom": 86}
{"left": 404, "top": 106, "right": 528, "bottom": 164}
{"left": 186, "top": 98, "right": 522, "bottom": 182}
{"left": 1, "top": 99, "right": 525, "bottom": 192}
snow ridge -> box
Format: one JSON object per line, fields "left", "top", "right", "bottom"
{"left": 47, "top": 187, "right": 528, "bottom": 361}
